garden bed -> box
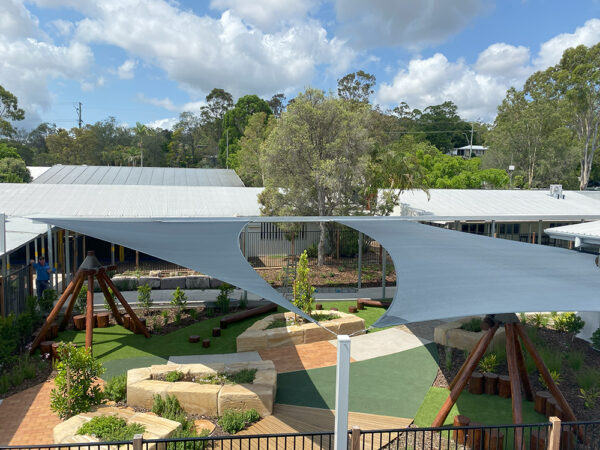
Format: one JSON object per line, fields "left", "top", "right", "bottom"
{"left": 435, "top": 322, "right": 600, "bottom": 420}
{"left": 127, "top": 361, "right": 277, "bottom": 417}
{"left": 236, "top": 311, "right": 365, "bottom": 352}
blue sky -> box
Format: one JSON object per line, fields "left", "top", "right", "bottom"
{"left": 1, "top": 0, "right": 599, "bottom": 131}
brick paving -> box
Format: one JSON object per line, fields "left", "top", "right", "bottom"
{"left": 0, "top": 379, "right": 60, "bottom": 446}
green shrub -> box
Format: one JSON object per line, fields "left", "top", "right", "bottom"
{"left": 565, "top": 350, "right": 585, "bottom": 371}
{"left": 218, "top": 409, "right": 260, "bottom": 434}
{"left": 50, "top": 342, "right": 105, "bottom": 419}
{"left": 265, "top": 318, "right": 288, "bottom": 329}
{"left": 538, "top": 370, "right": 560, "bottom": 389}
{"left": 171, "top": 287, "right": 187, "bottom": 311}
{"left": 478, "top": 353, "right": 499, "bottom": 373}
{"left": 77, "top": 415, "right": 145, "bottom": 441}
{"left": 137, "top": 283, "right": 152, "bottom": 312}
{"left": 165, "top": 371, "right": 184, "bottom": 382}
{"left": 576, "top": 366, "right": 600, "bottom": 391}
{"left": 8, "top": 366, "right": 24, "bottom": 386}
{"left": 293, "top": 251, "right": 314, "bottom": 316}
{"left": 239, "top": 296, "right": 248, "bottom": 310}
{"left": 0, "top": 374, "right": 9, "bottom": 394}
{"left": 444, "top": 347, "right": 453, "bottom": 371}
{"left": 579, "top": 387, "right": 600, "bottom": 409}
{"left": 152, "top": 395, "right": 197, "bottom": 436}
{"left": 229, "top": 368, "right": 257, "bottom": 384}
{"left": 0, "top": 314, "right": 19, "bottom": 367}
{"left": 305, "top": 243, "right": 318, "bottom": 259}
{"left": 539, "top": 347, "right": 563, "bottom": 373}
{"left": 460, "top": 318, "right": 482, "bottom": 332}
{"left": 530, "top": 313, "right": 549, "bottom": 329}
{"left": 104, "top": 374, "right": 127, "bottom": 402}
{"left": 39, "top": 289, "right": 57, "bottom": 314}
{"left": 311, "top": 312, "right": 340, "bottom": 322}
{"left": 198, "top": 369, "right": 257, "bottom": 385}
{"left": 25, "top": 295, "right": 41, "bottom": 323}
{"left": 592, "top": 328, "right": 600, "bottom": 351}
{"left": 216, "top": 283, "right": 234, "bottom": 314}
{"left": 553, "top": 312, "right": 585, "bottom": 335}
{"left": 189, "top": 309, "right": 198, "bottom": 320}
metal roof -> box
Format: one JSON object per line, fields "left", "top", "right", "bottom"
{"left": 393, "top": 189, "right": 600, "bottom": 221}
{"left": 0, "top": 184, "right": 263, "bottom": 218}
{"left": 31, "top": 165, "right": 245, "bottom": 187}
{"left": 27, "top": 166, "right": 51, "bottom": 180}
{"left": 544, "top": 220, "right": 600, "bottom": 245}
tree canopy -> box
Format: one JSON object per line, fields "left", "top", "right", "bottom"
{"left": 0, "top": 85, "right": 25, "bottom": 138}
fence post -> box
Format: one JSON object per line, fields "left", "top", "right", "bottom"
{"left": 351, "top": 425, "right": 361, "bottom": 450}
{"left": 132, "top": 433, "right": 143, "bottom": 450}
{"left": 334, "top": 335, "right": 351, "bottom": 450}
{"left": 357, "top": 232, "right": 362, "bottom": 289}
{"left": 547, "top": 416, "right": 561, "bottom": 450}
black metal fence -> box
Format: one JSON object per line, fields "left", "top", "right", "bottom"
{"left": 1, "top": 265, "right": 32, "bottom": 317}
{"left": 6, "top": 420, "right": 600, "bottom": 450}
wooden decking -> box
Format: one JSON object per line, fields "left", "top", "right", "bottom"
{"left": 230, "top": 404, "right": 412, "bottom": 449}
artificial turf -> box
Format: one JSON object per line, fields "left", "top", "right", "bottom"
{"left": 275, "top": 344, "right": 439, "bottom": 418}
{"left": 57, "top": 301, "right": 387, "bottom": 380}
{"left": 413, "top": 387, "right": 548, "bottom": 427}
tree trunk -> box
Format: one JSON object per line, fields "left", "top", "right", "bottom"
{"left": 318, "top": 221, "right": 326, "bottom": 266}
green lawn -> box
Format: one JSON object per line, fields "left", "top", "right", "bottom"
{"left": 57, "top": 301, "right": 386, "bottom": 379}
{"left": 413, "top": 387, "right": 547, "bottom": 427}
{"left": 276, "top": 344, "right": 439, "bottom": 418}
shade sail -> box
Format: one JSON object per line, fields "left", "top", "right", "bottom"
{"left": 340, "top": 219, "right": 600, "bottom": 327}
{"left": 41, "top": 218, "right": 310, "bottom": 321}
{"left": 35, "top": 216, "right": 600, "bottom": 329}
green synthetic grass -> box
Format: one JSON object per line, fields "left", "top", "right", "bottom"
{"left": 59, "top": 302, "right": 385, "bottom": 379}
{"left": 58, "top": 310, "right": 276, "bottom": 364}
{"left": 413, "top": 387, "right": 547, "bottom": 427}
{"left": 276, "top": 344, "right": 439, "bottom": 418}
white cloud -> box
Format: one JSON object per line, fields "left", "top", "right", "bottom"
{"left": 209, "top": 0, "right": 318, "bottom": 31}
{"left": 80, "top": 76, "right": 104, "bottom": 92}
{"left": 534, "top": 18, "right": 600, "bottom": 68}
{"left": 71, "top": 1, "right": 354, "bottom": 97}
{"left": 49, "top": 19, "right": 74, "bottom": 36}
{"left": 0, "top": 1, "right": 94, "bottom": 129}
{"left": 147, "top": 117, "right": 178, "bottom": 129}
{"left": 377, "top": 19, "right": 600, "bottom": 122}
{"left": 137, "top": 94, "right": 178, "bottom": 111}
{"left": 117, "top": 59, "right": 137, "bottom": 79}
{"left": 334, "top": 0, "right": 487, "bottom": 50}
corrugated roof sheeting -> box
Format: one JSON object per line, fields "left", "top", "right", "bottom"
{"left": 393, "top": 189, "right": 600, "bottom": 219}
{"left": 32, "top": 165, "right": 245, "bottom": 187}
{"left": 0, "top": 184, "right": 263, "bottom": 218}
{"left": 545, "top": 220, "right": 600, "bottom": 241}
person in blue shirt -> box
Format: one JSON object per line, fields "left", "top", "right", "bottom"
{"left": 30, "top": 256, "right": 55, "bottom": 300}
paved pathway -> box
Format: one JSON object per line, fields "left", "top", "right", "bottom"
{"left": 0, "top": 379, "right": 60, "bottom": 446}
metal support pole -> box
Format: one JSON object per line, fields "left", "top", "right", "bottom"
{"left": 53, "top": 231, "right": 58, "bottom": 290}
{"left": 34, "top": 237, "right": 38, "bottom": 261}
{"left": 243, "top": 224, "right": 248, "bottom": 302}
{"left": 357, "top": 232, "right": 363, "bottom": 289}
{"left": 41, "top": 234, "right": 45, "bottom": 257}
{"left": 538, "top": 220, "right": 542, "bottom": 245}
{"left": 111, "top": 243, "right": 115, "bottom": 266}
{"left": 47, "top": 226, "right": 54, "bottom": 288}
{"left": 454, "top": 220, "right": 460, "bottom": 231}
{"left": 491, "top": 220, "right": 496, "bottom": 238}
{"left": 334, "top": 335, "right": 351, "bottom": 450}
{"left": 1, "top": 214, "right": 6, "bottom": 282}
{"left": 381, "top": 248, "right": 387, "bottom": 299}
{"left": 65, "top": 230, "right": 71, "bottom": 285}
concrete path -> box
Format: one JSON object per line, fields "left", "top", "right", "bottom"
{"left": 329, "top": 327, "right": 431, "bottom": 362}
{"left": 90, "top": 286, "right": 397, "bottom": 308}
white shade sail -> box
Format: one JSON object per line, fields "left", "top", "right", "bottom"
{"left": 35, "top": 216, "right": 600, "bottom": 329}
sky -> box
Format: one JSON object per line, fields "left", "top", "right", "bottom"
{"left": 1, "top": 0, "right": 600, "bottom": 131}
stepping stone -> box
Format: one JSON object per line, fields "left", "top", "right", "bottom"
{"left": 202, "top": 339, "right": 210, "bottom": 348}
{"left": 189, "top": 335, "right": 200, "bottom": 343}
{"left": 212, "top": 327, "right": 221, "bottom": 337}
{"left": 330, "top": 307, "right": 338, "bottom": 311}
{"left": 348, "top": 306, "right": 358, "bottom": 313}
{"left": 40, "top": 340, "right": 54, "bottom": 356}
{"left": 315, "top": 304, "right": 323, "bottom": 310}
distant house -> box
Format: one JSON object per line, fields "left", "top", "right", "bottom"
{"left": 449, "top": 145, "right": 488, "bottom": 158}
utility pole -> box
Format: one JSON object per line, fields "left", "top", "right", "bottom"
{"left": 226, "top": 128, "right": 229, "bottom": 169}
{"left": 75, "top": 102, "right": 83, "bottom": 129}
{"left": 469, "top": 122, "right": 474, "bottom": 159}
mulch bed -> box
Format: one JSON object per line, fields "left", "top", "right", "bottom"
{"left": 0, "top": 360, "right": 53, "bottom": 401}
{"left": 435, "top": 325, "right": 600, "bottom": 421}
